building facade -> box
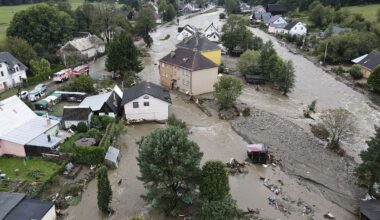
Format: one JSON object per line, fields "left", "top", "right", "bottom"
{"left": 0, "top": 52, "right": 27, "bottom": 91}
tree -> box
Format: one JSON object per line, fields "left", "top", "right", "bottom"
{"left": 3, "top": 37, "right": 37, "bottom": 65}
{"left": 356, "top": 126, "right": 380, "bottom": 186}
{"left": 237, "top": 49, "right": 261, "bottom": 76}
{"left": 349, "top": 65, "right": 363, "bottom": 80}
{"left": 368, "top": 66, "right": 380, "bottom": 93}
{"left": 259, "top": 41, "right": 277, "bottom": 78}
{"left": 163, "top": 4, "right": 176, "bottom": 22}
{"left": 221, "top": 15, "right": 250, "bottom": 52}
{"left": 134, "top": 4, "right": 156, "bottom": 48}
{"left": 224, "top": 0, "right": 240, "bottom": 14}
{"left": 320, "top": 108, "right": 356, "bottom": 148}
{"left": 167, "top": 114, "right": 187, "bottom": 130}
{"left": 214, "top": 76, "right": 243, "bottom": 109}
{"left": 97, "top": 166, "right": 112, "bottom": 213}
{"left": 200, "top": 161, "right": 230, "bottom": 201}
{"left": 198, "top": 197, "right": 239, "bottom": 220}
{"left": 106, "top": 31, "right": 142, "bottom": 83}
{"left": 63, "top": 75, "right": 96, "bottom": 93}
{"left": 120, "top": 0, "right": 140, "bottom": 10}
{"left": 7, "top": 4, "right": 74, "bottom": 51}
{"left": 74, "top": 3, "right": 96, "bottom": 32}
{"left": 308, "top": 1, "right": 334, "bottom": 28}
{"left": 273, "top": 60, "right": 296, "bottom": 95}
{"left": 29, "top": 59, "right": 51, "bottom": 77}
{"left": 137, "top": 127, "right": 203, "bottom": 215}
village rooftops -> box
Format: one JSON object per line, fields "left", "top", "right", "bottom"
{"left": 121, "top": 81, "right": 171, "bottom": 105}
{"left": 177, "top": 34, "right": 220, "bottom": 52}
{"left": 357, "top": 50, "right": 380, "bottom": 71}
{"left": 160, "top": 47, "right": 217, "bottom": 71}
{"left": 0, "top": 52, "right": 28, "bottom": 73}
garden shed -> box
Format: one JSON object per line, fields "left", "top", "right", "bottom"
{"left": 104, "top": 146, "right": 121, "bottom": 168}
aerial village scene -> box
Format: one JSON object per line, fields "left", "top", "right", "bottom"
{"left": 1, "top": 0, "right": 380, "bottom": 219}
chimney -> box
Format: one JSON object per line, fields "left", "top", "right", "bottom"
{"left": 170, "top": 51, "right": 175, "bottom": 58}
{"left": 47, "top": 135, "right": 51, "bottom": 143}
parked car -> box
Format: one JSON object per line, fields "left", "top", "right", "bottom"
{"left": 53, "top": 69, "right": 71, "bottom": 82}
{"left": 28, "top": 90, "right": 42, "bottom": 102}
{"left": 35, "top": 84, "right": 47, "bottom": 93}
{"left": 19, "top": 91, "right": 29, "bottom": 99}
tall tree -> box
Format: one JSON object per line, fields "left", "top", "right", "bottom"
{"left": 198, "top": 197, "right": 239, "bottom": 220}
{"left": 200, "top": 161, "right": 230, "bottom": 201}
{"left": 237, "top": 49, "right": 261, "bottom": 76}
{"left": 224, "top": 0, "right": 240, "bottom": 14}
{"left": 137, "top": 127, "right": 203, "bottom": 215}
{"left": 29, "top": 59, "right": 51, "bottom": 77}
{"left": 273, "top": 60, "right": 296, "bottom": 95}
{"left": 214, "top": 76, "right": 243, "bottom": 110}
{"left": 221, "top": 15, "right": 250, "bottom": 52}
{"left": 74, "top": 3, "right": 96, "bottom": 32}
{"left": 259, "top": 41, "right": 277, "bottom": 78}
{"left": 97, "top": 166, "right": 112, "bottom": 213}
{"left": 368, "top": 66, "right": 380, "bottom": 93}
{"left": 3, "top": 37, "right": 37, "bottom": 65}
{"left": 134, "top": 4, "right": 156, "bottom": 48}
{"left": 106, "top": 31, "right": 142, "bottom": 83}
{"left": 7, "top": 4, "right": 74, "bottom": 51}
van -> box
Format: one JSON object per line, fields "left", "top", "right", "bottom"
{"left": 53, "top": 69, "right": 71, "bottom": 82}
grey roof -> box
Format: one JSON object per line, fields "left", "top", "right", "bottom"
{"left": 0, "top": 52, "right": 28, "bottom": 73}
{"left": 105, "top": 146, "right": 120, "bottom": 163}
{"left": 0, "top": 193, "right": 25, "bottom": 220}
{"left": 80, "top": 92, "right": 111, "bottom": 111}
{"left": 357, "top": 50, "right": 380, "bottom": 71}
{"left": 269, "top": 23, "right": 287, "bottom": 28}
{"left": 122, "top": 81, "right": 171, "bottom": 105}
{"left": 62, "top": 106, "right": 92, "bottom": 121}
{"left": 177, "top": 34, "right": 220, "bottom": 52}
{"left": 268, "top": 15, "right": 282, "bottom": 24}
{"left": 160, "top": 47, "right": 217, "bottom": 71}
{"left": 26, "top": 133, "right": 61, "bottom": 148}
{"left": 260, "top": 13, "right": 272, "bottom": 24}
{"left": 3, "top": 196, "right": 54, "bottom": 220}
{"left": 284, "top": 21, "right": 300, "bottom": 30}
{"left": 266, "top": 4, "right": 288, "bottom": 13}
{"left": 360, "top": 200, "right": 380, "bottom": 220}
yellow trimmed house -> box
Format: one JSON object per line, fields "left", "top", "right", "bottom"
{"left": 176, "top": 34, "right": 221, "bottom": 65}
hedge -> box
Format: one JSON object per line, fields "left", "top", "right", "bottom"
{"left": 71, "top": 146, "right": 105, "bottom": 165}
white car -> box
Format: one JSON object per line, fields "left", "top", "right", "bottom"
{"left": 19, "top": 91, "right": 29, "bottom": 99}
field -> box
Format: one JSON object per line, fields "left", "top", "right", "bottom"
{"left": 0, "top": 0, "right": 84, "bottom": 43}
{"left": 344, "top": 3, "right": 380, "bottom": 22}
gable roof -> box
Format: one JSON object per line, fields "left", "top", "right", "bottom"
{"left": 3, "top": 195, "right": 54, "bottom": 220}
{"left": 284, "top": 21, "right": 302, "bottom": 30}
{"left": 177, "top": 33, "right": 220, "bottom": 52}
{"left": 352, "top": 54, "right": 368, "bottom": 64}
{"left": 205, "top": 22, "right": 217, "bottom": 33}
{"left": 122, "top": 81, "right": 171, "bottom": 105}
{"left": 360, "top": 200, "right": 380, "bottom": 220}
{"left": 0, "top": 52, "right": 28, "bottom": 73}
{"left": 266, "top": 4, "right": 287, "bottom": 13}
{"left": 0, "top": 193, "right": 25, "bottom": 220}
{"left": 268, "top": 15, "right": 283, "bottom": 24}
{"left": 357, "top": 50, "right": 380, "bottom": 71}
{"left": 160, "top": 47, "right": 217, "bottom": 71}
{"left": 61, "top": 34, "right": 105, "bottom": 52}
{"left": 62, "top": 106, "right": 92, "bottom": 121}
{"left": 207, "top": 32, "right": 220, "bottom": 38}
{"left": 80, "top": 92, "right": 111, "bottom": 111}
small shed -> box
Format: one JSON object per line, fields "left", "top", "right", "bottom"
{"left": 105, "top": 146, "right": 121, "bottom": 168}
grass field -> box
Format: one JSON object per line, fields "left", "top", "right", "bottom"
{"left": 344, "top": 4, "right": 380, "bottom": 22}
{"left": 0, "top": 0, "right": 84, "bottom": 43}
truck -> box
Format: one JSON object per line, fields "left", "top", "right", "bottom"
{"left": 53, "top": 69, "right": 71, "bottom": 82}
{"left": 72, "top": 64, "right": 89, "bottom": 76}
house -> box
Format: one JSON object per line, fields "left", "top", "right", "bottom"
{"left": 268, "top": 23, "right": 288, "bottom": 34}
{"left": 182, "top": 3, "right": 200, "bottom": 14}
{"left": 252, "top": 5, "right": 266, "bottom": 13}
{"left": 80, "top": 85, "right": 123, "bottom": 117}
{"left": 204, "top": 23, "right": 220, "bottom": 42}
{"left": 240, "top": 3, "right": 251, "bottom": 13}
{"left": 0, "top": 52, "right": 28, "bottom": 91}
{"left": 266, "top": 4, "right": 288, "bottom": 15}
{"left": 204, "top": 22, "right": 218, "bottom": 36}
{"left": 0, "top": 192, "right": 56, "bottom": 220}
{"left": 59, "top": 34, "right": 106, "bottom": 61}
{"left": 62, "top": 106, "right": 92, "bottom": 129}
{"left": 267, "top": 15, "right": 287, "bottom": 26}
{"left": 320, "top": 25, "right": 351, "bottom": 38}
{"left": 0, "top": 96, "right": 61, "bottom": 157}
{"left": 284, "top": 21, "right": 307, "bottom": 36}
{"left": 159, "top": 47, "right": 218, "bottom": 95}
{"left": 359, "top": 200, "right": 380, "bottom": 220}
{"left": 105, "top": 146, "right": 121, "bottom": 168}
{"left": 121, "top": 81, "right": 171, "bottom": 121}
{"left": 176, "top": 33, "right": 222, "bottom": 65}
{"left": 355, "top": 50, "right": 380, "bottom": 78}
{"left": 177, "top": 25, "right": 196, "bottom": 41}
{"left": 251, "top": 12, "right": 271, "bottom": 24}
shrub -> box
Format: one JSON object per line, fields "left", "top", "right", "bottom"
{"left": 92, "top": 115, "right": 115, "bottom": 130}
{"left": 86, "top": 128, "right": 102, "bottom": 143}
{"left": 76, "top": 122, "right": 88, "bottom": 133}
{"left": 242, "top": 108, "right": 250, "bottom": 117}
{"left": 310, "top": 123, "right": 329, "bottom": 141}
{"left": 349, "top": 65, "right": 363, "bottom": 80}
{"left": 334, "top": 66, "right": 345, "bottom": 75}
{"left": 72, "top": 146, "right": 105, "bottom": 165}
{"left": 219, "top": 13, "right": 226, "bottom": 19}
{"left": 69, "top": 124, "right": 77, "bottom": 132}
{"left": 167, "top": 114, "right": 187, "bottom": 130}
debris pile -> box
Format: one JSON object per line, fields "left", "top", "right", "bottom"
{"left": 243, "top": 208, "right": 261, "bottom": 219}
{"left": 226, "top": 158, "right": 248, "bottom": 175}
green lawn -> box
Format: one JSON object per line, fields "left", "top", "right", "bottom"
{"left": 0, "top": 157, "right": 61, "bottom": 182}
{"left": 0, "top": 0, "right": 84, "bottom": 43}
{"left": 344, "top": 4, "right": 380, "bottom": 22}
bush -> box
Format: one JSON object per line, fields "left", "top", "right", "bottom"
{"left": 310, "top": 123, "right": 329, "bottom": 141}
{"left": 69, "top": 124, "right": 77, "bottom": 132}
{"left": 86, "top": 128, "right": 102, "bottom": 143}
{"left": 334, "top": 66, "right": 345, "bottom": 75}
{"left": 76, "top": 122, "right": 88, "bottom": 133}
{"left": 92, "top": 115, "right": 115, "bottom": 130}
{"left": 62, "top": 75, "right": 96, "bottom": 93}
{"left": 219, "top": 13, "right": 226, "bottom": 19}
{"left": 242, "top": 108, "right": 250, "bottom": 117}
{"left": 349, "top": 65, "right": 363, "bottom": 80}
{"left": 167, "top": 114, "right": 187, "bottom": 130}
{"left": 72, "top": 146, "right": 105, "bottom": 165}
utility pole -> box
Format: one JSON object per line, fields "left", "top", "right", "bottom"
{"left": 323, "top": 42, "right": 329, "bottom": 65}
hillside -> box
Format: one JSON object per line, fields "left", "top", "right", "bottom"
{"left": 344, "top": 3, "right": 380, "bottom": 22}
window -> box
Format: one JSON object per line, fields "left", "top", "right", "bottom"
{"left": 144, "top": 102, "right": 149, "bottom": 106}
{"left": 133, "top": 102, "right": 139, "bottom": 108}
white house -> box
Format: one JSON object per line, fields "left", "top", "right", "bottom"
{"left": 0, "top": 52, "right": 27, "bottom": 91}
{"left": 267, "top": 15, "right": 287, "bottom": 26}
{"left": 206, "top": 32, "right": 220, "bottom": 42}
{"left": 61, "top": 106, "right": 93, "bottom": 129}
{"left": 204, "top": 22, "right": 218, "bottom": 36}
{"left": 284, "top": 21, "right": 307, "bottom": 36}
{"left": 59, "top": 34, "right": 106, "bottom": 60}
{"left": 177, "top": 25, "right": 196, "bottom": 41}
{"left": 268, "top": 23, "right": 287, "bottom": 34}
{"left": 122, "top": 81, "right": 171, "bottom": 121}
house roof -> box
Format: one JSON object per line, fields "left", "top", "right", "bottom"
{"left": 205, "top": 22, "right": 217, "bottom": 33}
{"left": 26, "top": 133, "right": 61, "bottom": 148}
{"left": 61, "top": 34, "right": 105, "bottom": 52}
{"left": 62, "top": 106, "right": 92, "bottom": 121}
{"left": 352, "top": 54, "right": 368, "bottom": 64}
{"left": 0, "top": 52, "right": 28, "bottom": 73}
{"left": 266, "top": 4, "right": 287, "bottom": 13}
{"left": 269, "top": 23, "right": 287, "bottom": 28}
{"left": 121, "top": 81, "right": 171, "bottom": 105}
{"left": 252, "top": 5, "right": 265, "bottom": 13}
{"left": 207, "top": 32, "right": 220, "bottom": 38}
{"left": 360, "top": 200, "right": 380, "bottom": 220}
{"left": 160, "top": 47, "right": 217, "bottom": 71}
{"left": 320, "top": 25, "right": 351, "bottom": 38}
{"left": 0, "top": 193, "right": 25, "bottom": 220}
{"left": 261, "top": 13, "right": 272, "bottom": 24}
{"left": 80, "top": 92, "right": 111, "bottom": 111}
{"left": 268, "top": 15, "right": 283, "bottom": 24}
{"left": 3, "top": 195, "right": 54, "bottom": 220}
{"left": 177, "top": 34, "right": 220, "bottom": 52}
{"left": 284, "top": 21, "right": 301, "bottom": 30}
{"left": 357, "top": 50, "right": 380, "bottom": 71}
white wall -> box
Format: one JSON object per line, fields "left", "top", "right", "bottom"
{"left": 0, "top": 63, "right": 27, "bottom": 91}
{"left": 268, "top": 26, "right": 285, "bottom": 34}
{"left": 205, "top": 25, "right": 217, "bottom": 36}
{"left": 42, "top": 205, "right": 56, "bottom": 220}
{"left": 124, "top": 94, "right": 169, "bottom": 121}
{"left": 289, "top": 22, "right": 307, "bottom": 36}
{"left": 207, "top": 34, "right": 220, "bottom": 42}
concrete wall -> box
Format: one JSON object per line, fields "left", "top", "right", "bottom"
{"left": 124, "top": 94, "right": 169, "bottom": 121}
{"left": 191, "top": 67, "right": 218, "bottom": 95}
{"left": 0, "top": 140, "right": 26, "bottom": 157}
{"left": 42, "top": 205, "right": 56, "bottom": 220}
{"left": 201, "top": 50, "right": 221, "bottom": 65}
